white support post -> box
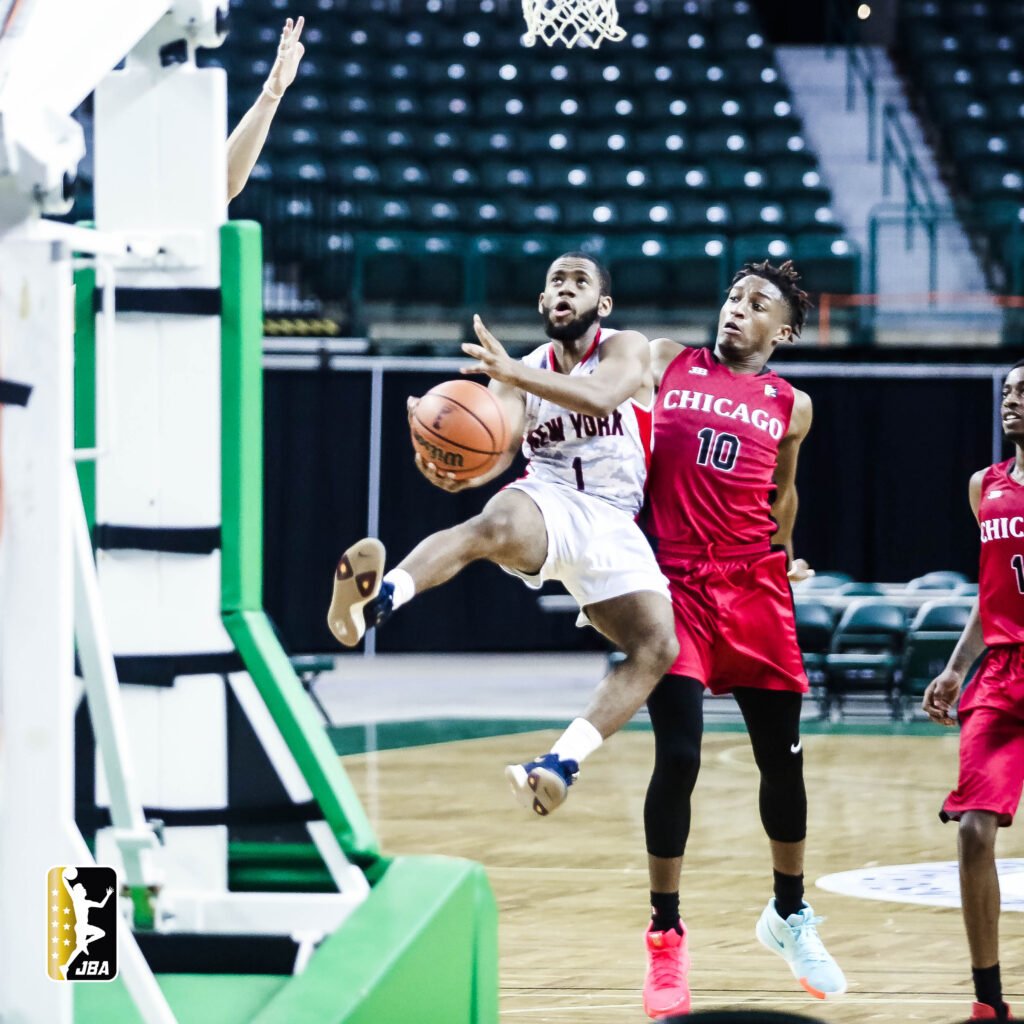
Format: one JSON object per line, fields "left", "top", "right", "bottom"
{"left": 71, "top": 472, "right": 163, "bottom": 893}
{"left": 0, "top": 231, "right": 75, "bottom": 1024}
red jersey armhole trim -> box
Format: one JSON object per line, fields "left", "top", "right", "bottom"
{"left": 632, "top": 399, "right": 654, "bottom": 471}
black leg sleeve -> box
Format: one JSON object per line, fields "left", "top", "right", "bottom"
{"left": 644, "top": 675, "right": 705, "bottom": 859}
{"left": 733, "top": 686, "right": 807, "bottom": 844}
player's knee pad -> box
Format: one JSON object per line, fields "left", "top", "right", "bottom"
{"left": 654, "top": 733, "right": 701, "bottom": 792}
{"left": 754, "top": 740, "right": 806, "bottom": 843}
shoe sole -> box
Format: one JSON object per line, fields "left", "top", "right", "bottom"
{"left": 643, "top": 992, "right": 691, "bottom": 1020}
{"left": 504, "top": 764, "right": 567, "bottom": 816}
{"left": 755, "top": 916, "right": 847, "bottom": 1000}
{"left": 326, "top": 538, "right": 385, "bottom": 648}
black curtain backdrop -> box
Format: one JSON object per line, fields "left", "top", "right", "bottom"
{"left": 263, "top": 364, "right": 1000, "bottom": 654}
{"left": 790, "top": 375, "right": 994, "bottom": 583}
{"left": 263, "top": 367, "right": 605, "bottom": 655}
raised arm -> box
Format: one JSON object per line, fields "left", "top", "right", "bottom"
{"left": 922, "top": 469, "right": 987, "bottom": 725}
{"left": 770, "top": 387, "right": 812, "bottom": 564}
{"left": 226, "top": 16, "right": 305, "bottom": 202}
{"left": 463, "top": 316, "right": 650, "bottom": 417}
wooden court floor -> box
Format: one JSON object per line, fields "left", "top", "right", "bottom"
{"left": 343, "top": 728, "right": 1023, "bottom": 1023}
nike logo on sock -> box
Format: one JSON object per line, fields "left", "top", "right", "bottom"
{"left": 790, "top": 741, "right": 802, "bottom": 754}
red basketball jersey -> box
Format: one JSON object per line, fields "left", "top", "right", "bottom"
{"left": 977, "top": 460, "right": 1024, "bottom": 645}
{"left": 641, "top": 345, "right": 795, "bottom": 549}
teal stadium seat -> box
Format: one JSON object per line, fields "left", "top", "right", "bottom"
{"left": 641, "top": 93, "right": 695, "bottom": 124}
{"left": 823, "top": 600, "right": 907, "bottom": 720}
{"left": 430, "top": 161, "right": 480, "bottom": 194}
{"left": 908, "top": 570, "right": 969, "bottom": 589}
{"left": 794, "top": 601, "right": 834, "bottom": 687}
{"left": 481, "top": 161, "right": 536, "bottom": 194}
{"left": 732, "top": 234, "right": 793, "bottom": 267}
{"left": 603, "top": 235, "right": 676, "bottom": 306}
{"left": 409, "top": 197, "right": 462, "bottom": 230}
{"left": 650, "top": 162, "right": 710, "bottom": 192}
{"left": 328, "top": 157, "right": 380, "bottom": 190}
{"left": 835, "top": 581, "right": 886, "bottom": 596}
{"left": 792, "top": 235, "right": 861, "bottom": 294}
{"left": 478, "top": 235, "right": 603, "bottom": 307}
{"left": 322, "top": 126, "right": 369, "bottom": 154}
{"left": 662, "top": 235, "right": 730, "bottom": 303}
{"left": 460, "top": 198, "right": 507, "bottom": 232}
{"left": 797, "top": 572, "right": 854, "bottom": 590}
{"left": 477, "top": 89, "right": 530, "bottom": 123}
{"left": 376, "top": 92, "right": 423, "bottom": 122}
{"left": 355, "top": 232, "right": 465, "bottom": 308}
{"left": 898, "top": 600, "right": 974, "bottom": 714}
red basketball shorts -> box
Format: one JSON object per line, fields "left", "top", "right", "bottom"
{"left": 942, "top": 645, "right": 1024, "bottom": 827}
{"left": 658, "top": 547, "right": 808, "bottom": 696}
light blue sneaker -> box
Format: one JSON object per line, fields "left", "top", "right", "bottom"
{"left": 755, "top": 898, "right": 847, "bottom": 1000}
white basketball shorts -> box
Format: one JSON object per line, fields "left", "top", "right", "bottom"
{"left": 501, "top": 477, "right": 670, "bottom": 626}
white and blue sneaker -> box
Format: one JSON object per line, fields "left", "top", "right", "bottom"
{"left": 505, "top": 753, "right": 579, "bottom": 816}
{"left": 755, "top": 898, "right": 847, "bottom": 1000}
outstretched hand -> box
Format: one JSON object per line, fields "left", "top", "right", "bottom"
{"left": 265, "top": 16, "right": 305, "bottom": 97}
{"left": 407, "top": 397, "right": 472, "bottom": 493}
{"left": 461, "top": 315, "right": 518, "bottom": 385}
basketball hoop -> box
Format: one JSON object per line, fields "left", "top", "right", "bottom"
{"left": 522, "top": 0, "right": 627, "bottom": 49}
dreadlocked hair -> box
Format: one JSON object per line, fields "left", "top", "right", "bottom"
{"left": 731, "top": 259, "right": 813, "bottom": 338}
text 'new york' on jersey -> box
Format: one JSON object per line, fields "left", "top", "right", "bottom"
{"left": 641, "top": 344, "right": 795, "bottom": 549}
{"left": 518, "top": 329, "right": 653, "bottom": 518}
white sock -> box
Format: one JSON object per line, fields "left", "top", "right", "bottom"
{"left": 551, "top": 717, "right": 603, "bottom": 765}
{"left": 383, "top": 568, "right": 415, "bottom": 611}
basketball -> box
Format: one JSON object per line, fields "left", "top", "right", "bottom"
{"left": 409, "top": 380, "right": 509, "bottom": 480}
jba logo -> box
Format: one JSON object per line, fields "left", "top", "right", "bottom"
{"left": 47, "top": 866, "right": 118, "bottom": 982}
{"left": 72, "top": 960, "right": 112, "bottom": 977}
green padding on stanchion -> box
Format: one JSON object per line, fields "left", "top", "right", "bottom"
{"left": 77, "top": 971, "right": 288, "bottom": 1023}
{"left": 224, "top": 609, "right": 378, "bottom": 861}
{"left": 220, "top": 220, "right": 264, "bottom": 612}
{"left": 220, "top": 219, "right": 379, "bottom": 862}
{"left": 251, "top": 856, "right": 498, "bottom": 1024}
{"left": 73, "top": 267, "right": 96, "bottom": 531}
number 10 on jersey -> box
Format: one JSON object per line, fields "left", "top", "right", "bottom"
{"left": 696, "top": 428, "right": 740, "bottom": 472}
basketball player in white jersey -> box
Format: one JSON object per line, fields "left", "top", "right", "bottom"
{"left": 328, "top": 253, "right": 678, "bottom": 814}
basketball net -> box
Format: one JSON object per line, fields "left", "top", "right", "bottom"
{"left": 522, "top": 0, "right": 627, "bottom": 49}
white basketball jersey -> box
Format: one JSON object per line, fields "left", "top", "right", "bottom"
{"left": 519, "top": 329, "right": 653, "bottom": 517}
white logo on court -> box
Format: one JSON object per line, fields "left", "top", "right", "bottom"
{"left": 816, "top": 860, "right": 1024, "bottom": 911}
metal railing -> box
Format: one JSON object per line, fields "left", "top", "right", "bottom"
{"left": 824, "top": 0, "right": 878, "bottom": 161}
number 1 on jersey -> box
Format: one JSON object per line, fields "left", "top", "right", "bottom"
{"left": 1012, "top": 553, "right": 1024, "bottom": 594}
{"left": 696, "top": 427, "right": 740, "bottom": 472}
{"left": 572, "top": 456, "right": 585, "bottom": 491}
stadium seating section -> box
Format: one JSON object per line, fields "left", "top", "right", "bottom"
{"left": 792, "top": 570, "right": 977, "bottom": 721}
{"left": 896, "top": 0, "right": 1024, "bottom": 293}
{"left": 206, "top": 0, "right": 859, "bottom": 320}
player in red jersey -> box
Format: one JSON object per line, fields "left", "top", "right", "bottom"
{"left": 636, "top": 261, "right": 846, "bottom": 1020}
{"left": 922, "top": 359, "right": 1024, "bottom": 1024}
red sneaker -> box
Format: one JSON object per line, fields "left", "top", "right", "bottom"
{"left": 643, "top": 922, "right": 691, "bottom": 1020}
{"left": 971, "top": 1001, "right": 1013, "bottom": 1020}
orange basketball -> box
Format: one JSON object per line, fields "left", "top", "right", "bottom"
{"left": 410, "top": 379, "right": 510, "bottom": 480}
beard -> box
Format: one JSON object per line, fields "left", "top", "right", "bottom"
{"left": 542, "top": 303, "right": 600, "bottom": 343}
